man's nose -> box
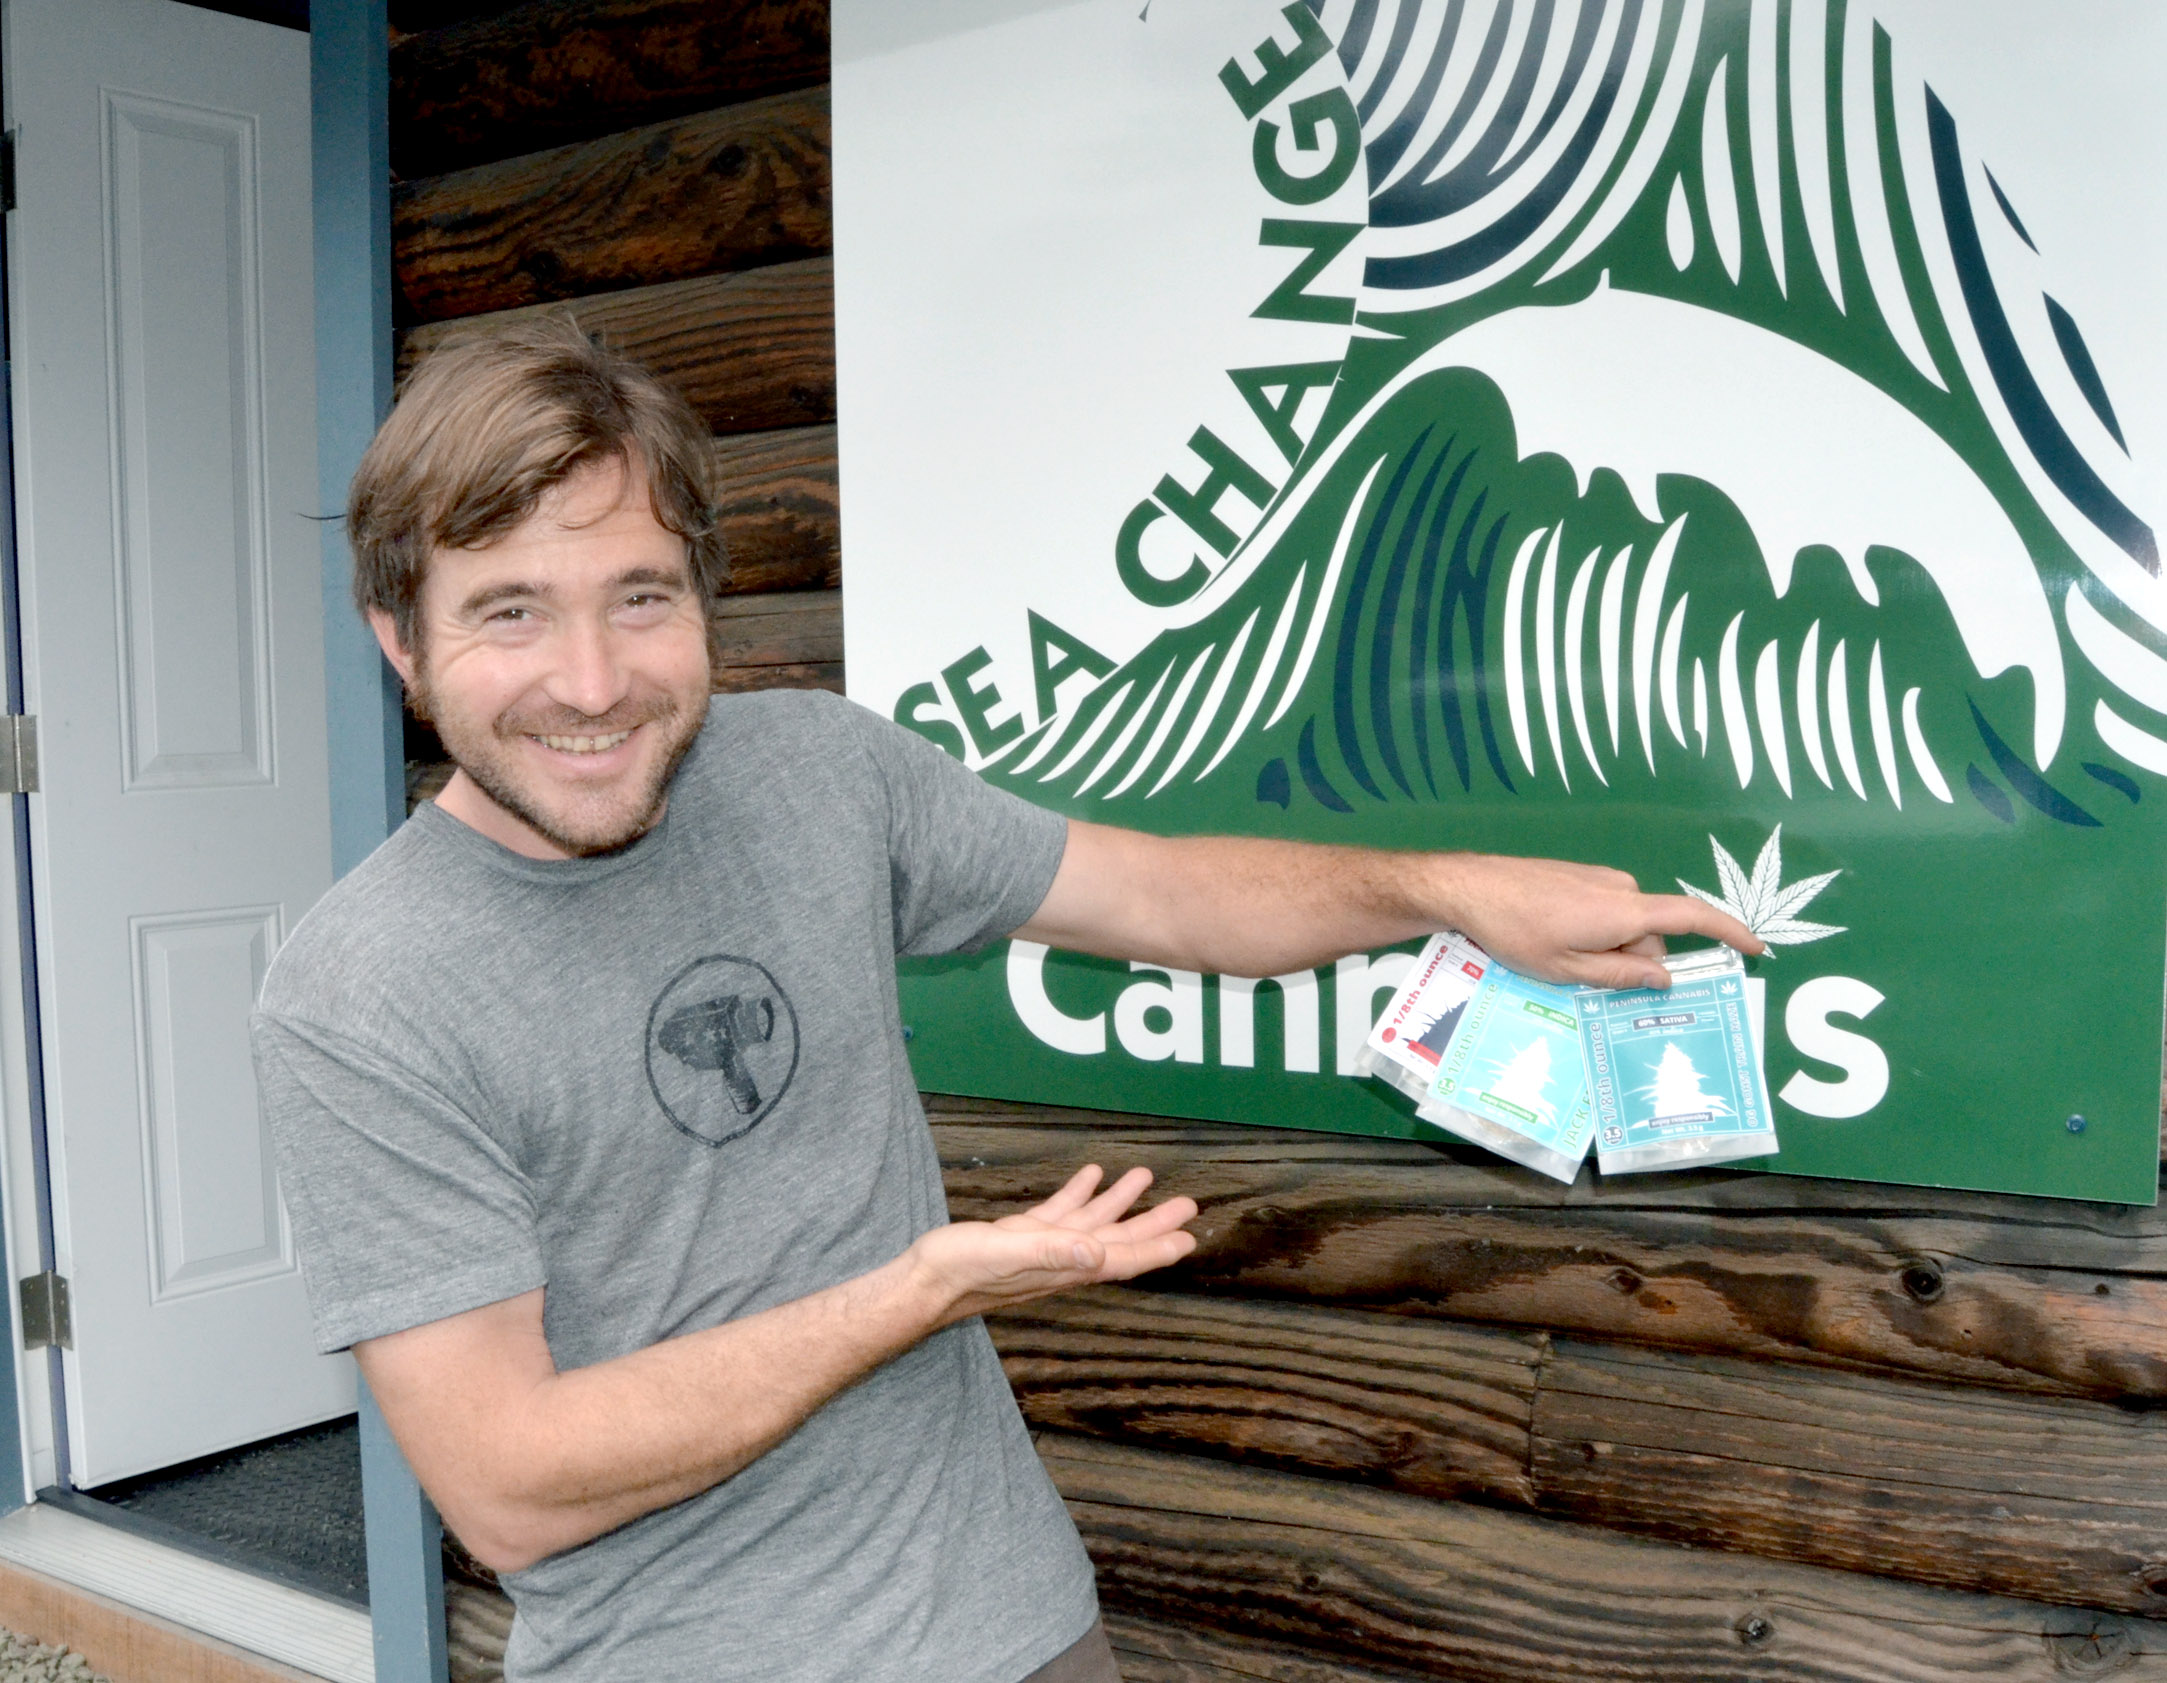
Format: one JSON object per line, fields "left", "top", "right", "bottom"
{"left": 544, "top": 615, "right": 632, "bottom": 717}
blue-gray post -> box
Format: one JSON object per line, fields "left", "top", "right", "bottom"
{"left": 314, "top": 4, "right": 449, "bottom": 1681}
{"left": 315, "top": 0, "right": 405, "bottom": 879}
{"left": 358, "top": 1382, "right": 449, "bottom": 1683}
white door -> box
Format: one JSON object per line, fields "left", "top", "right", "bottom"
{"left": 4, "top": 0, "right": 353, "bottom": 1485}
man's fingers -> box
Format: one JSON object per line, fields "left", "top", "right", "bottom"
{"left": 1558, "top": 950, "right": 1672, "bottom": 991}
{"left": 1028, "top": 1164, "right": 1105, "bottom": 1222}
{"left": 1094, "top": 1229, "right": 1198, "bottom": 1281}
{"left": 1102, "top": 1195, "right": 1198, "bottom": 1244}
{"left": 1635, "top": 892, "right": 1765, "bottom": 955}
{"left": 1070, "top": 1165, "right": 1154, "bottom": 1228}
{"left": 1026, "top": 1224, "right": 1196, "bottom": 1286}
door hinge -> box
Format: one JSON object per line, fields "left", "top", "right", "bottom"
{"left": 19, "top": 1272, "right": 69, "bottom": 1351}
{"left": 0, "top": 716, "right": 37, "bottom": 794}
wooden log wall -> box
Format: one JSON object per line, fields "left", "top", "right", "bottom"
{"left": 390, "top": 0, "right": 838, "bottom": 723}
{"left": 390, "top": 6, "right": 2167, "bottom": 1680}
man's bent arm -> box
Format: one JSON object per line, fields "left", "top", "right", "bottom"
{"left": 357, "top": 1166, "right": 1195, "bottom": 1575}
{"left": 1019, "top": 823, "right": 1763, "bottom": 991}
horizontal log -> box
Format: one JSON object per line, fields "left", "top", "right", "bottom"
{"left": 446, "top": 1580, "right": 510, "bottom": 1683}
{"left": 394, "top": 88, "right": 831, "bottom": 323}
{"left": 931, "top": 1106, "right": 2167, "bottom": 1402}
{"left": 710, "top": 661, "right": 841, "bottom": 695}
{"left": 391, "top": 0, "right": 829, "bottom": 178}
{"left": 1106, "top": 1612, "right": 1434, "bottom": 1683}
{"left": 710, "top": 585, "right": 842, "bottom": 694}
{"left": 1044, "top": 1432, "right": 2167, "bottom": 1683}
{"left": 712, "top": 587, "right": 840, "bottom": 664}
{"left": 989, "top": 1286, "right": 1542, "bottom": 1508}
{"left": 397, "top": 261, "right": 835, "bottom": 435}
{"left": 713, "top": 424, "right": 840, "bottom": 595}
{"left": 1531, "top": 1338, "right": 2167, "bottom": 1617}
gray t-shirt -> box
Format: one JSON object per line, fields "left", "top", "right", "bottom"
{"left": 251, "top": 690, "right": 1097, "bottom": 1683}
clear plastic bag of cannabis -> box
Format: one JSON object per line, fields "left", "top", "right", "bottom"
{"left": 1415, "top": 966, "right": 1594, "bottom": 1185}
{"left": 1579, "top": 946, "right": 1777, "bottom": 1176}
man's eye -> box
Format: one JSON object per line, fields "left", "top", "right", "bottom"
{"left": 487, "top": 607, "right": 532, "bottom": 623}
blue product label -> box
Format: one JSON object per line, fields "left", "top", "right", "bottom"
{"left": 1429, "top": 969, "right": 1592, "bottom": 1154}
{"left": 1578, "top": 972, "right": 1772, "bottom": 1152}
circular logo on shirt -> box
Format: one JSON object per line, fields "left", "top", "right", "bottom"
{"left": 644, "top": 955, "right": 801, "bottom": 1147}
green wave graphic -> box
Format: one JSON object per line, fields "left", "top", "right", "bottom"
{"left": 988, "top": 364, "right": 2102, "bottom": 830}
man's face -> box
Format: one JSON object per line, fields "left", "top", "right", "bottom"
{"left": 370, "top": 457, "right": 713, "bottom": 859}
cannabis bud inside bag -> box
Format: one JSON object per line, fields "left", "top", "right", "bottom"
{"left": 1578, "top": 946, "right": 1777, "bottom": 1175}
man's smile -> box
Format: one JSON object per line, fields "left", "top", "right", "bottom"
{"left": 530, "top": 729, "right": 637, "bottom": 756}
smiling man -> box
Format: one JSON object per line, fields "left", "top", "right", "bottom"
{"left": 251, "top": 319, "right": 1756, "bottom": 1683}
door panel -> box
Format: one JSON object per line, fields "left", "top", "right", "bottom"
{"left": 5, "top": 0, "right": 353, "bottom": 1484}
{"left": 135, "top": 906, "right": 288, "bottom": 1297}
{"left": 109, "top": 92, "right": 276, "bottom": 790}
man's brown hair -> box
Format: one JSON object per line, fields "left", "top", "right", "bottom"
{"left": 348, "top": 314, "right": 726, "bottom": 654}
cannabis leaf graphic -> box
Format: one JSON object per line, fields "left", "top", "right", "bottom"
{"left": 1678, "top": 826, "right": 1844, "bottom": 947}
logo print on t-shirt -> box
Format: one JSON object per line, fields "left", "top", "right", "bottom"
{"left": 644, "top": 955, "right": 800, "bottom": 1147}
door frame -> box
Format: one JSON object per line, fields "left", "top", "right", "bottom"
{"left": 0, "top": 207, "right": 40, "bottom": 1520}
{"left": 312, "top": 2, "right": 449, "bottom": 1680}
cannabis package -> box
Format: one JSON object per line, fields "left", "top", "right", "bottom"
{"left": 1355, "top": 931, "right": 1492, "bottom": 1101}
{"left": 1361, "top": 940, "right": 1774, "bottom": 1183}
{"left": 1418, "top": 967, "right": 1596, "bottom": 1183}
{"left": 1578, "top": 946, "right": 1777, "bottom": 1174}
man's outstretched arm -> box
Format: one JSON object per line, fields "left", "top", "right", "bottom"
{"left": 1017, "top": 823, "right": 1762, "bottom": 990}
{"left": 356, "top": 1165, "right": 1194, "bottom": 1576}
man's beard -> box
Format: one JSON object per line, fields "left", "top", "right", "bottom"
{"left": 413, "top": 678, "right": 708, "bottom": 857}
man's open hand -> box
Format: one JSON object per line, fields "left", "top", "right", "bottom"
{"left": 1437, "top": 852, "right": 1763, "bottom": 989}
{"left": 907, "top": 1165, "right": 1198, "bottom": 1328}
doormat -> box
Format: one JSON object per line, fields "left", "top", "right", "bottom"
{"left": 82, "top": 1418, "right": 364, "bottom": 1607}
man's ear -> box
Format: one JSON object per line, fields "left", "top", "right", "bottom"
{"left": 366, "top": 608, "right": 417, "bottom": 687}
